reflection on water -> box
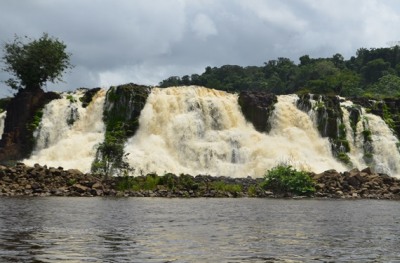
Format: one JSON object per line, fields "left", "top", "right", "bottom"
{"left": 0, "top": 198, "right": 399, "bottom": 262}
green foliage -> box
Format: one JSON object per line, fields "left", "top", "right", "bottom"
{"left": 364, "top": 74, "right": 400, "bottom": 98}
{"left": 115, "top": 175, "right": 139, "bottom": 191}
{"left": 27, "top": 109, "right": 43, "bottom": 131}
{"left": 178, "top": 174, "right": 199, "bottom": 190}
{"left": 91, "top": 129, "right": 128, "bottom": 178}
{"left": 211, "top": 181, "right": 243, "bottom": 195}
{"left": 362, "top": 129, "right": 372, "bottom": 142}
{"left": 247, "top": 185, "right": 258, "bottom": 197}
{"left": 66, "top": 94, "right": 77, "bottom": 103}
{"left": 337, "top": 152, "right": 351, "bottom": 165}
{"left": 2, "top": 33, "right": 73, "bottom": 90}
{"left": 158, "top": 173, "right": 177, "bottom": 189}
{"left": 263, "top": 165, "right": 315, "bottom": 196}
{"left": 159, "top": 45, "right": 400, "bottom": 98}
{"left": 67, "top": 178, "right": 77, "bottom": 186}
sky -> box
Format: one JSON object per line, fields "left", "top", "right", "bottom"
{"left": 1, "top": 0, "right": 400, "bottom": 97}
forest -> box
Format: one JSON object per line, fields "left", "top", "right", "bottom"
{"left": 159, "top": 46, "right": 400, "bottom": 98}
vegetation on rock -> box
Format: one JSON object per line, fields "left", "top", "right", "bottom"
{"left": 91, "top": 83, "right": 150, "bottom": 177}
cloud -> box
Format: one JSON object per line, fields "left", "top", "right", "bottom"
{"left": 1, "top": 0, "right": 400, "bottom": 97}
{"left": 191, "top": 13, "right": 218, "bottom": 40}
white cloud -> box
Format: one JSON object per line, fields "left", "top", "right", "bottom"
{"left": 1, "top": 0, "right": 400, "bottom": 97}
{"left": 191, "top": 13, "right": 218, "bottom": 40}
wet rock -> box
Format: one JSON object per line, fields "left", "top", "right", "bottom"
{"left": 238, "top": 91, "right": 277, "bottom": 133}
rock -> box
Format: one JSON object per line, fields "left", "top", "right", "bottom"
{"left": 238, "top": 91, "right": 277, "bottom": 133}
{"left": 361, "top": 167, "right": 374, "bottom": 174}
{"left": 0, "top": 89, "right": 61, "bottom": 162}
{"left": 71, "top": 183, "right": 89, "bottom": 193}
{"left": 92, "top": 182, "right": 104, "bottom": 190}
{"left": 389, "top": 186, "right": 400, "bottom": 194}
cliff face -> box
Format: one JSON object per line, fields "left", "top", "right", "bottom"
{"left": 91, "top": 83, "right": 151, "bottom": 175}
{"left": 238, "top": 91, "right": 277, "bottom": 133}
{"left": 0, "top": 89, "right": 60, "bottom": 163}
{"left": 103, "top": 83, "right": 151, "bottom": 137}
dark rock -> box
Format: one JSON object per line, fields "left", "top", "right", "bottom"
{"left": 238, "top": 91, "right": 277, "bottom": 133}
{"left": 0, "top": 89, "right": 61, "bottom": 163}
{"left": 71, "top": 183, "right": 89, "bottom": 193}
{"left": 79, "top": 87, "right": 102, "bottom": 108}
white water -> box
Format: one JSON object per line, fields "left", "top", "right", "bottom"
{"left": 341, "top": 106, "right": 367, "bottom": 169}
{"left": 16, "top": 86, "right": 400, "bottom": 178}
{"left": 24, "top": 90, "right": 106, "bottom": 172}
{"left": 0, "top": 111, "right": 6, "bottom": 138}
{"left": 340, "top": 100, "right": 400, "bottom": 177}
{"left": 124, "top": 87, "right": 346, "bottom": 178}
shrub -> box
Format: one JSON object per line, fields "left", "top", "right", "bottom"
{"left": 212, "top": 181, "right": 242, "bottom": 194}
{"left": 263, "top": 165, "right": 315, "bottom": 196}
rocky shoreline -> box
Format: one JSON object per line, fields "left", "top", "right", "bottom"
{"left": 0, "top": 163, "right": 400, "bottom": 199}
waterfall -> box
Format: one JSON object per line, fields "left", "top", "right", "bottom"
{"left": 0, "top": 111, "right": 6, "bottom": 137}
{"left": 124, "top": 87, "right": 346, "bottom": 178}
{"left": 340, "top": 100, "right": 400, "bottom": 177}
{"left": 9, "top": 85, "right": 400, "bottom": 178}
{"left": 340, "top": 106, "right": 366, "bottom": 169}
{"left": 23, "top": 90, "right": 106, "bottom": 172}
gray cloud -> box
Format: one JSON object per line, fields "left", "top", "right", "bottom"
{"left": 1, "top": 0, "right": 400, "bottom": 97}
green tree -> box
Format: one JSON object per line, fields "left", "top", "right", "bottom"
{"left": 2, "top": 33, "right": 72, "bottom": 91}
{"left": 361, "top": 58, "right": 390, "bottom": 84}
{"left": 365, "top": 74, "right": 400, "bottom": 98}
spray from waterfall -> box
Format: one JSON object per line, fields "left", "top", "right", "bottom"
{"left": 24, "top": 89, "right": 106, "bottom": 172}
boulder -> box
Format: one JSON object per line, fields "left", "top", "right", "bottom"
{"left": 238, "top": 91, "right": 277, "bottom": 133}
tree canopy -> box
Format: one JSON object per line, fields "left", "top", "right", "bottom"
{"left": 159, "top": 46, "right": 400, "bottom": 99}
{"left": 1, "top": 33, "right": 72, "bottom": 91}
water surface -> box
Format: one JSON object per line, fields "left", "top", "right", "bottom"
{"left": 0, "top": 198, "right": 399, "bottom": 262}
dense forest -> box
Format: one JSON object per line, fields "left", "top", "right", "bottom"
{"left": 159, "top": 46, "right": 400, "bottom": 98}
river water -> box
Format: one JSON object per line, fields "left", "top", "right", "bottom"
{"left": 0, "top": 198, "right": 399, "bottom": 262}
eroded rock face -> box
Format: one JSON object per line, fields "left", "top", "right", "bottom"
{"left": 0, "top": 89, "right": 60, "bottom": 163}
{"left": 238, "top": 91, "right": 277, "bottom": 133}
{"left": 297, "top": 94, "right": 342, "bottom": 139}
{"left": 104, "top": 83, "right": 151, "bottom": 137}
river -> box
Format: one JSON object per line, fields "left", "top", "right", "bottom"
{"left": 0, "top": 198, "right": 399, "bottom": 262}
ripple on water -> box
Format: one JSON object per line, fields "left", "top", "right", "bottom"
{"left": 0, "top": 198, "right": 399, "bottom": 262}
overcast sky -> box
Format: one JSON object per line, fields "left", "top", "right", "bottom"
{"left": 1, "top": 0, "right": 400, "bottom": 97}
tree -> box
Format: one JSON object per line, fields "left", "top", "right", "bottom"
{"left": 2, "top": 33, "right": 72, "bottom": 91}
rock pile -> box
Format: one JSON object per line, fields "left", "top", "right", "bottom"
{"left": 0, "top": 163, "right": 112, "bottom": 197}
{"left": 1, "top": 163, "right": 400, "bottom": 199}
{"left": 312, "top": 167, "right": 400, "bottom": 199}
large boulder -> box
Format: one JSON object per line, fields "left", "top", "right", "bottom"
{"left": 0, "top": 89, "right": 60, "bottom": 163}
{"left": 238, "top": 91, "right": 277, "bottom": 133}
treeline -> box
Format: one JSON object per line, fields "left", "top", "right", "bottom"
{"left": 159, "top": 46, "right": 400, "bottom": 98}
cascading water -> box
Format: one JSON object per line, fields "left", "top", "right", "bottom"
{"left": 0, "top": 111, "right": 6, "bottom": 137}
{"left": 123, "top": 87, "right": 346, "bottom": 178}
{"left": 23, "top": 90, "right": 106, "bottom": 172}
{"left": 340, "top": 100, "right": 400, "bottom": 177}
{"left": 340, "top": 105, "right": 366, "bottom": 169}
{"left": 13, "top": 85, "right": 400, "bottom": 178}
